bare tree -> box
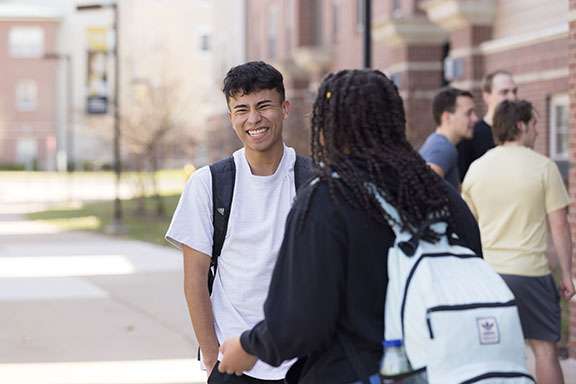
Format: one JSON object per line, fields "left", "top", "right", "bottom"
{"left": 122, "top": 81, "right": 193, "bottom": 217}
{"left": 203, "top": 113, "right": 243, "bottom": 164}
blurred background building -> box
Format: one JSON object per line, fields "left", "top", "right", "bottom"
{"left": 0, "top": 0, "right": 244, "bottom": 172}
{"left": 0, "top": 0, "right": 575, "bottom": 357}
{"left": 0, "top": 0, "right": 568, "bottom": 172}
{"left": 245, "top": 0, "right": 569, "bottom": 175}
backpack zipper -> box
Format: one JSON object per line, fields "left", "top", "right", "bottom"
{"left": 400, "top": 252, "right": 478, "bottom": 336}
{"left": 424, "top": 300, "right": 516, "bottom": 340}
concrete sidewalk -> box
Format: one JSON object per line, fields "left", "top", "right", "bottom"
{"left": 0, "top": 204, "right": 206, "bottom": 384}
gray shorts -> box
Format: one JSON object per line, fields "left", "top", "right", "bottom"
{"left": 499, "top": 274, "right": 561, "bottom": 342}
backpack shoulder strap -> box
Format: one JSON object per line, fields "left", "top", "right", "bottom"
{"left": 209, "top": 156, "right": 235, "bottom": 292}
{"left": 294, "top": 154, "right": 313, "bottom": 191}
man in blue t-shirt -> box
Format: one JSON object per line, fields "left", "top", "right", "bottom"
{"left": 419, "top": 87, "right": 478, "bottom": 190}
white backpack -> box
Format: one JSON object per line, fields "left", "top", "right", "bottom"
{"left": 371, "top": 186, "right": 535, "bottom": 384}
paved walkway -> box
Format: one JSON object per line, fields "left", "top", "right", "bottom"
{"left": 0, "top": 203, "right": 206, "bottom": 384}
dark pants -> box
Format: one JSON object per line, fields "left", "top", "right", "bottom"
{"left": 208, "top": 361, "right": 285, "bottom": 384}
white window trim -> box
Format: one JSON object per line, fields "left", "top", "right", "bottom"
{"left": 9, "top": 27, "right": 45, "bottom": 58}
{"left": 549, "top": 93, "right": 569, "bottom": 161}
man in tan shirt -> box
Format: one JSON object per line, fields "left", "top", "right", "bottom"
{"left": 462, "top": 99, "right": 575, "bottom": 384}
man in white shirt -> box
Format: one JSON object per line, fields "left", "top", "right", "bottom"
{"left": 166, "top": 61, "right": 306, "bottom": 383}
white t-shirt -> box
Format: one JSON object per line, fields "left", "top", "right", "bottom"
{"left": 166, "top": 146, "right": 297, "bottom": 380}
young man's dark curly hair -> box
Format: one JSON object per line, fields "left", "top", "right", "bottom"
{"left": 222, "top": 61, "right": 285, "bottom": 106}
{"left": 303, "top": 69, "right": 460, "bottom": 242}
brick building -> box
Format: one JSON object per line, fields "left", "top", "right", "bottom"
{"left": 0, "top": 3, "right": 61, "bottom": 170}
{"left": 245, "top": 0, "right": 575, "bottom": 358}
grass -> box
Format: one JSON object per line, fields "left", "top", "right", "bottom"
{"left": 26, "top": 194, "right": 181, "bottom": 247}
{"left": 0, "top": 169, "right": 185, "bottom": 180}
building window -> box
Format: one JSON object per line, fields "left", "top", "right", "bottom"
{"left": 332, "top": 0, "right": 340, "bottom": 41}
{"left": 285, "top": 0, "right": 293, "bottom": 54}
{"left": 356, "top": 0, "right": 365, "bottom": 30}
{"left": 267, "top": 7, "right": 278, "bottom": 60}
{"left": 16, "top": 79, "right": 38, "bottom": 111}
{"left": 17, "top": 138, "right": 38, "bottom": 169}
{"left": 390, "top": 73, "right": 402, "bottom": 89}
{"left": 198, "top": 29, "right": 212, "bottom": 52}
{"left": 443, "top": 56, "right": 463, "bottom": 82}
{"left": 9, "top": 27, "right": 44, "bottom": 58}
{"left": 549, "top": 94, "right": 568, "bottom": 161}
{"left": 392, "top": 0, "right": 401, "bottom": 17}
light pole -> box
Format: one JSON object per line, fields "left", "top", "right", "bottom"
{"left": 77, "top": 1, "right": 125, "bottom": 233}
{"left": 363, "top": 0, "right": 371, "bottom": 69}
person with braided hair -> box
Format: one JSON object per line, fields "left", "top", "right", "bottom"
{"left": 217, "top": 69, "right": 482, "bottom": 383}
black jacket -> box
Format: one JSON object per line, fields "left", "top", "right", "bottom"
{"left": 241, "top": 177, "right": 482, "bottom": 383}
{"left": 457, "top": 119, "right": 495, "bottom": 181}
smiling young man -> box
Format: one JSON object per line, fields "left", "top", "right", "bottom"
{"left": 419, "top": 87, "right": 478, "bottom": 189}
{"left": 166, "top": 61, "right": 309, "bottom": 383}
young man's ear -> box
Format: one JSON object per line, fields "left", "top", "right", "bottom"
{"left": 482, "top": 91, "right": 491, "bottom": 107}
{"left": 516, "top": 121, "right": 527, "bottom": 134}
{"left": 441, "top": 110, "right": 452, "bottom": 126}
{"left": 282, "top": 100, "right": 290, "bottom": 120}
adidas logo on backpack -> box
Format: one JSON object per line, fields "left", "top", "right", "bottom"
{"left": 369, "top": 184, "right": 535, "bottom": 384}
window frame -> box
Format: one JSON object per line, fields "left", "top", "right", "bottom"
{"left": 9, "top": 27, "right": 45, "bottom": 58}
{"left": 549, "top": 93, "right": 569, "bottom": 161}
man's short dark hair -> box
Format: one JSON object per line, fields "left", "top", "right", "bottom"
{"left": 492, "top": 99, "right": 534, "bottom": 144}
{"left": 431, "top": 87, "right": 474, "bottom": 126}
{"left": 482, "top": 70, "right": 513, "bottom": 94}
{"left": 222, "top": 61, "right": 285, "bottom": 106}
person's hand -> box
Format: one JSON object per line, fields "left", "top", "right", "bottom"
{"left": 218, "top": 335, "right": 258, "bottom": 376}
{"left": 559, "top": 273, "right": 575, "bottom": 300}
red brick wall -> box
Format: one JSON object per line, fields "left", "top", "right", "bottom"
{"left": 0, "top": 20, "right": 58, "bottom": 169}
{"left": 402, "top": 45, "right": 445, "bottom": 147}
{"left": 451, "top": 25, "right": 492, "bottom": 50}
{"left": 514, "top": 78, "right": 567, "bottom": 157}
{"left": 484, "top": 37, "right": 568, "bottom": 76}
{"left": 296, "top": 0, "right": 318, "bottom": 47}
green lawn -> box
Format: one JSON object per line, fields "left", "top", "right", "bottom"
{"left": 26, "top": 194, "right": 181, "bottom": 247}
{"left": 0, "top": 169, "right": 185, "bottom": 180}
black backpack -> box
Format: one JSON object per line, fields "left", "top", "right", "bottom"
{"left": 207, "top": 154, "right": 313, "bottom": 293}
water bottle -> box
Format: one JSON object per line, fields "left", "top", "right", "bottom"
{"left": 380, "top": 339, "right": 428, "bottom": 383}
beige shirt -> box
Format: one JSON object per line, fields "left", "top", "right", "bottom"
{"left": 462, "top": 146, "right": 569, "bottom": 276}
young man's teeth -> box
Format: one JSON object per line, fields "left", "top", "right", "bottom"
{"left": 249, "top": 128, "right": 266, "bottom": 136}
